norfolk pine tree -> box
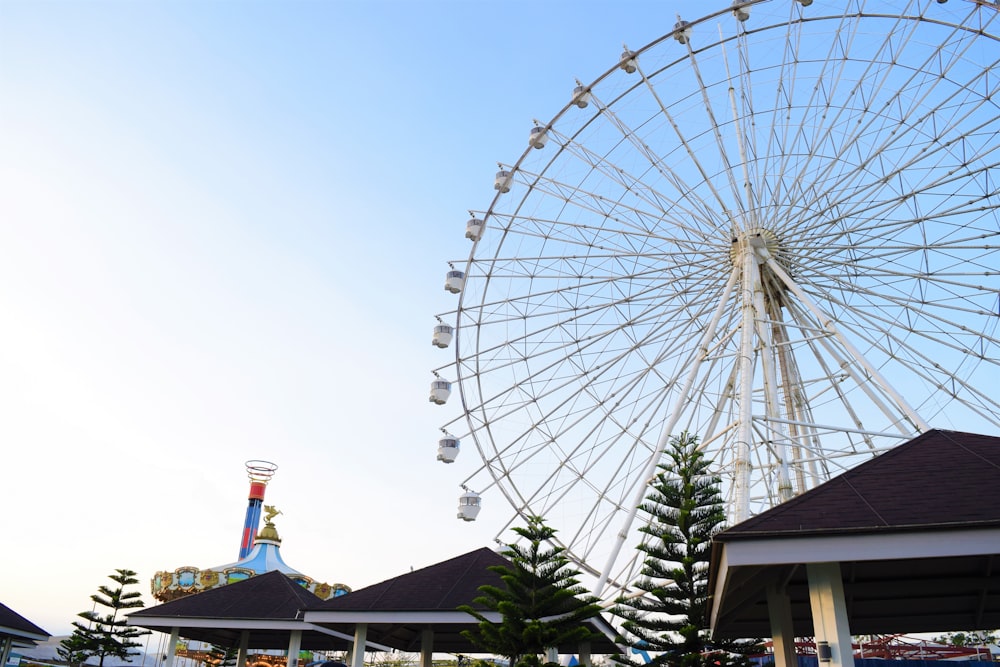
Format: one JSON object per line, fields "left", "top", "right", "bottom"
{"left": 613, "top": 433, "right": 755, "bottom": 667}
{"left": 57, "top": 631, "right": 94, "bottom": 667}
{"left": 61, "top": 568, "right": 151, "bottom": 667}
{"left": 460, "top": 516, "right": 604, "bottom": 667}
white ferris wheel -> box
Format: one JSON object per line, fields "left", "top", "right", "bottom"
{"left": 430, "top": 0, "right": 1000, "bottom": 603}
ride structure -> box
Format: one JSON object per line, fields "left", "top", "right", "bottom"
{"left": 151, "top": 461, "right": 350, "bottom": 602}
{"left": 239, "top": 460, "right": 276, "bottom": 559}
{"left": 431, "top": 0, "right": 1000, "bottom": 605}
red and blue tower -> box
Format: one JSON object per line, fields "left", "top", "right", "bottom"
{"left": 239, "top": 460, "right": 278, "bottom": 559}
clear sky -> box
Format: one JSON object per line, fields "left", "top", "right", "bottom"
{"left": 0, "top": 0, "right": 684, "bottom": 637}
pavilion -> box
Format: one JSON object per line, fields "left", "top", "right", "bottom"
{"left": 129, "top": 547, "right": 619, "bottom": 667}
{"left": 0, "top": 602, "right": 50, "bottom": 667}
{"left": 708, "top": 429, "right": 1000, "bottom": 667}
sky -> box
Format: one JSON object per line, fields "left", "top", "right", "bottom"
{"left": 0, "top": 0, "right": 687, "bottom": 637}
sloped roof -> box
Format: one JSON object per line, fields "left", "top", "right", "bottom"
{"left": 130, "top": 548, "right": 619, "bottom": 655}
{"left": 310, "top": 547, "right": 508, "bottom": 612}
{"left": 0, "top": 601, "right": 50, "bottom": 645}
{"left": 304, "top": 547, "right": 621, "bottom": 654}
{"left": 128, "top": 570, "right": 351, "bottom": 650}
{"left": 717, "top": 429, "right": 1000, "bottom": 539}
{"left": 709, "top": 429, "right": 1000, "bottom": 638}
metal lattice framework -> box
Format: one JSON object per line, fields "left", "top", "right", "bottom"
{"left": 431, "top": 0, "right": 1000, "bottom": 602}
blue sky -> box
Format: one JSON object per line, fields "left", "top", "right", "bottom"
{"left": 0, "top": 0, "right": 682, "bottom": 636}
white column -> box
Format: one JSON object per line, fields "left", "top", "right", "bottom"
{"left": 734, "top": 239, "right": 760, "bottom": 522}
{"left": 767, "top": 583, "right": 797, "bottom": 667}
{"left": 807, "top": 562, "right": 855, "bottom": 667}
{"left": 351, "top": 624, "right": 368, "bottom": 667}
{"left": 545, "top": 647, "right": 558, "bottom": 664}
{"left": 286, "top": 630, "right": 302, "bottom": 667}
{"left": 237, "top": 631, "right": 250, "bottom": 667}
{"left": 1, "top": 636, "right": 13, "bottom": 667}
{"left": 420, "top": 629, "right": 434, "bottom": 667}
{"left": 164, "top": 628, "right": 180, "bottom": 667}
{"left": 577, "top": 641, "right": 592, "bottom": 667}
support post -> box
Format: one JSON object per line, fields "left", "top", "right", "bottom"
{"left": 162, "top": 628, "right": 179, "bottom": 667}
{"left": 807, "top": 563, "right": 855, "bottom": 667}
{"left": 421, "top": 629, "right": 434, "bottom": 667}
{"left": 351, "top": 624, "right": 368, "bottom": 667}
{"left": 286, "top": 630, "right": 302, "bottom": 667}
{"left": 578, "top": 641, "right": 592, "bottom": 667}
{"left": 1, "top": 637, "right": 13, "bottom": 667}
{"left": 767, "top": 583, "right": 797, "bottom": 667}
{"left": 237, "top": 631, "right": 250, "bottom": 667}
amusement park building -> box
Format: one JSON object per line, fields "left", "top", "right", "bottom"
{"left": 709, "top": 429, "right": 1000, "bottom": 667}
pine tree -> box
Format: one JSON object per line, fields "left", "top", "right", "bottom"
{"left": 62, "top": 569, "right": 151, "bottom": 667}
{"left": 460, "top": 516, "right": 604, "bottom": 667}
{"left": 613, "top": 433, "right": 754, "bottom": 667}
{"left": 57, "top": 631, "right": 94, "bottom": 667}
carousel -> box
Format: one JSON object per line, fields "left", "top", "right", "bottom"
{"left": 152, "top": 460, "right": 349, "bottom": 602}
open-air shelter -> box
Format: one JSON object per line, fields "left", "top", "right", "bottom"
{"left": 0, "top": 602, "right": 50, "bottom": 667}
{"left": 709, "top": 429, "right": 1000, "bottom": 667}
{"left": 302, "top": 547, "right": 620, "bottom": 667}
{"left": 128, "top": 570, "right": 362, "bottom": 667}
{"left": 130, "top": 548, "right": 619, "bottom": 667}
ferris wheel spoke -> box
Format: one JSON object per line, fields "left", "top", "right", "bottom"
{"left": 462, "top": 298, "right": 720, "bottom": 426}
{"left": 465, "top": 352, "right": 691, "bottom": 543}
{"left": 837, "top": 317, "right": 1000, "bottom": 426}
{"left": 623, "top": 61, "right": 741, "bottom": 227}
{"left": 456, "top": 290, "right": 722, "bottom": 459}
{"left": 777, "top": 299, "right": 899, "bottom": 450}
{"left": 499, "top": 170, "right": 720, "bottom": 251}
{"left": 805, "top": 251, "right": 1000, "bottom": 322}
{"left": 771, "top": 9, "right": 974, "bottom": 223}
{"left": 668, "top": 39, "right": 749, "bottom": 219}
{"left": 796, "top": 270, "right": 1000, "bottom": 396}
{"left": 801, "top": 111, "right": 1000, "bottom": 239}
{"left": 543, "top": 128, "right": 724, "bottom": 241}
{"left": 451, "top": 260, "right": 724, "bottom": 341}
{"left": 581, "top": 89, "right": 729, "bottom": 229}
{"left": 764, "top": 7, "right": 888, "bottom": 218}
{"left": 791, "top": 53, "right": 1000, "bottom": 229}
{"left": 781, "top": 162, "right": 1000, "bottom": 259}
{"left": 758, "top": 3, "right": 810, "bottom": 210}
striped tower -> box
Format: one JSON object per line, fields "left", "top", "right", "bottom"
{"left": 239, "top": 460, "right": 277, "bottom": 559}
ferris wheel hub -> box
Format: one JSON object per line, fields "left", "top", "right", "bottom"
{"left": 729, "top": 228, "right": 782, "bottom": 265}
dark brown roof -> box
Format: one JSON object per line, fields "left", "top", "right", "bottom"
{"left": 131, "top": 570, "right": 320, "bottom": 620}
{"left": 309, "top": 547, "right": 508, "bottom": 612}
{"left": 709, "top": 430, "right": 1000, "bottom": 638}
{"left": 304, "top": 548, "right": 622, "bottom": 654}
{"left": 0, "top": 601, "right": 50, "bottom": 643}
{"left": 128, "top": 571, "right": 349, "bottom": 650}
{"left": 717, "top": 429, "right": 1000, "bottom": 539}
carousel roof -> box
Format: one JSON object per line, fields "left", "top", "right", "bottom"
{"left": 152, "top": 513, "right": 349, "bottom": 602}
{"left": 211, "top": 531, "right": 303, "bottom": 577}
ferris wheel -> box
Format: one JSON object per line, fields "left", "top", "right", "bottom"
{"left": 430, "top": 0, "right": 1000, "bottom": 602}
